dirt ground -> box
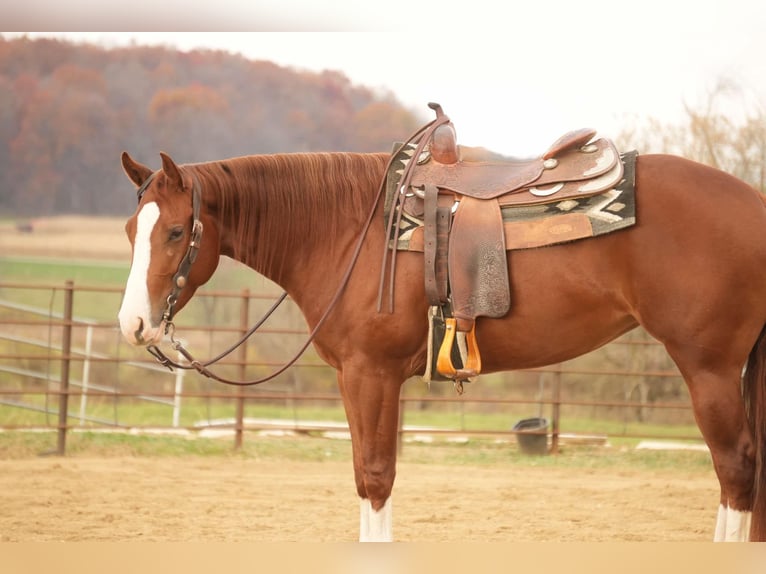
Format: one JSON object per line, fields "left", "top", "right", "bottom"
{"left": 0, "top": 455, "right": 717, "bottom": 542}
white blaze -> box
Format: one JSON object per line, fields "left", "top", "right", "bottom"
{"left": 118, "top": 202, "right": 161, "bottom": 344}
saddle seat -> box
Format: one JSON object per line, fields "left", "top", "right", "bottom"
{"left": 411, "top": 127, "right": 622, "bottom": 206}
{"left": 385, "top": 103, "right": 624, "bottom": 383}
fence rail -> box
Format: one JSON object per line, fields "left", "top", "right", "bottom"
{"left": 0, "top": 280, "right": 702, "bottom": 455}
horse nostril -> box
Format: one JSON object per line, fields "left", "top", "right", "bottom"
{"left": 134, "top": 318, "right": 145, "bottom": 344}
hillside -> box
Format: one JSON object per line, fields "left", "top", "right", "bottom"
{"left": 0, "top": 35, "right": 422, "bottom": 218}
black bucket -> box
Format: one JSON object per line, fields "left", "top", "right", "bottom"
{"left": 512, "top": 417, "right": 549, "bottom": 455}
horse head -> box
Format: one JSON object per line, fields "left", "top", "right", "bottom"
{"left": 118, "top": 151, "right": 220, "bottom": 346}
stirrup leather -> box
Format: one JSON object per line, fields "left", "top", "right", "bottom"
{"left": 436, "top": 318, "right": 481, "bottom": 381}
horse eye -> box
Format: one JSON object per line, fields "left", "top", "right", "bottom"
{"left": 168, "top": 227, "right": 184, "bottom": 242}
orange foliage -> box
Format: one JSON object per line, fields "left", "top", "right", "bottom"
{"left": 149, "top": 84, "right": 230, "bottom": 122}
{"left": 0, "top": 36, "right": 420, "bottom": 216}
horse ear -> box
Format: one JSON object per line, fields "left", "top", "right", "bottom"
{"left": 160, "top": 152, "right": 184, "bottom": 191}
{"left": 121, "top": 152, "right": 153, "bottom": 187}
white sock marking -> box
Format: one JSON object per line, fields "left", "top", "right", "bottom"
{"left": 359, "top": 498, "right": 392, "bottom": 542}
{"left": 714, "top": 504, "right": 751, "bottom": 542}
{"left": 724, "top": 507, "right": 751, "bottom": 542}
{"left": 714, "top": 504, "right": 727, "bottom": 542}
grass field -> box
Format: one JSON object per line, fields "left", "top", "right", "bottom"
{"left": 0, "top": 427, "right": 713, "bottom": 472}
{"left": 0, "top": 256, "right": 128, "bottom": 285}
{"left": 0, "top": 216, "right": 129, "bottom": 261}
{"left": 0, "top": 214, "right": 280, "bottom": 327}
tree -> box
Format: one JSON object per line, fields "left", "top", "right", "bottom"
{"left": 351, "top": 101, "right": 424, "bottom": 152}
{"left": 616, "top": 79, "right": 766, "bottom": 193}
{"left": 148, "top": 84, "right": 233, "bottom": 161}
{"left": 0, "top": 37, "right": 424, "bottom": 216}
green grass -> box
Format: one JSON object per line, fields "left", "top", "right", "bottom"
{"left": 0, "top": 398, "right": 349, "bottom": 429}
{"left": 0, "top": 394, "right": 702, "bottom": 441}
{"left": 0, "top": 429, "right": 714, "bottom": 474}
{"left": 0, "top": 257, "right": 129, "bottom": 285}
{"left": 0, "top": 255, "right": 267, "bottom": 291}
{"left": 0, "top": 257, "right": 128, "bottom": 323}
{"left": 0, "top": 255, "right": 276, "bottom": 324}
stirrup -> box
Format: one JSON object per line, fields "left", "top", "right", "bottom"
{"left": 436, "top": 318, "right": 481, "bottom": 381}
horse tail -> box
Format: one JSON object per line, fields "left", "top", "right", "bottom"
{"left": 744, "top": 325, "right": 766, "bottom": 540}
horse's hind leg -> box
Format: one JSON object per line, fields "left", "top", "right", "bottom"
{"left": 667, "top": 343, "right": 755, "bottom": 541}
{"left": 336, "top": 364, "right": 403, "bottom": 542}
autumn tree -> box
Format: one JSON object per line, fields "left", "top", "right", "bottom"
{"left": 148, "top": 83, "right": 232, "bottom": 161}
{"left": 0, "top": 36, "right": 421, "bottom": 216}
{"left": 351, "top": 100, "right": 425, "bottom": 152}
{"left": 616, "top": 79, "right": 766, "bottom": 193}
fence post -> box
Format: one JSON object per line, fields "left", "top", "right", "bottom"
{"left": 172, "top": 353, "right": 185, "bottom": 428}
{"left": 550, "top": 364, "right": 562, "bottom": 455}
{"left": 56, "top": 280, "right": 74, "bottom": 455}
{"left": 78, "top": 324, "right": 93, "bottom": 426}
{"left": 234, "top": 289, "right": 250, "bottom": 450}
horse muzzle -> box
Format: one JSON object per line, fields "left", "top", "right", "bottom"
{"left": 118, "top": 313, "right": 165, "bottom": 346}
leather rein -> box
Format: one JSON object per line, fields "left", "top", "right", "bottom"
{"left": 136, "top": 114, "right": 446, "bottom": 386}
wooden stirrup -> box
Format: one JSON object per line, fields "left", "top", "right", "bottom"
{"left": 436, "top": 318, "right": 481, "bottom": 381}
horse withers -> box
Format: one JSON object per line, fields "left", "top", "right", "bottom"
{"left": 117, "top": 119, "right": 766, "bottom": 542}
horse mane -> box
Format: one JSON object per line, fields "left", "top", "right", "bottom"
{"left": 188, "top": 152, "right": 389, "bottom": 277}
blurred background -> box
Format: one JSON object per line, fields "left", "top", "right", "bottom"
{"left": 2, "top": 7, "right": 766, "bottom": 452}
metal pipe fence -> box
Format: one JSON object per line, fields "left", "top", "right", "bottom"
{"left": 0, "top": 280, "right": 702, "bottom": 455}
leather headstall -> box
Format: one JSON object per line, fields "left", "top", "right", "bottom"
{"left": 135, "top": 170, "right": 204, "bottom": 331}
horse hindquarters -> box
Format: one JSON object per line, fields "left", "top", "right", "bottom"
{"left": 743, "top": 326, "right": 766, "bottom": 541}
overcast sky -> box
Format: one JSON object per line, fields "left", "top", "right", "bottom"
{"left": 6, "top": 0, "right": 766, "bottom": 155}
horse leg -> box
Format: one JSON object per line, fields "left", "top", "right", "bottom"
{"left": 336, "top": 364, "right": 403, "bottom": 542}
{"left": 666, "top": 343, "right": 755, "bottom": 541}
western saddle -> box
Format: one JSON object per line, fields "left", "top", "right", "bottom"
{"left": 380, "top": 103, "right": 624, "bottom": 384}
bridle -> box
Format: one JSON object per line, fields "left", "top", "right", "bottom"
{"left": 134, "top": 172, "right": 205, "bottom": 326}
{"left": 133, "top": 170, "right": 293, "bottom": 384}
{"left": 165, "top": 183, "right": 203, "bottom": 326}
{"left": 138, "top": 173, "right": 205, "bottom": 327}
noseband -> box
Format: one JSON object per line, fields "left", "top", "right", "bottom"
{"left": 135, "top": 171, "right": 204, "bottom": 328}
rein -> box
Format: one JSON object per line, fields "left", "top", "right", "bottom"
{"left": 136, "top": 141, "right": 416, "bottom": 386}
{"left": 145, "top": 292, "right": 289, "bottom": 382}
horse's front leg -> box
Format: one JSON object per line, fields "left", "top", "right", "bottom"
{"left": 337, "top": 363, "right": 404, "bottom": 542}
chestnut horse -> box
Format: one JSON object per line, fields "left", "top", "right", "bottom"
{"left": 117, "top": 139, "right": 766, "bottom": 542}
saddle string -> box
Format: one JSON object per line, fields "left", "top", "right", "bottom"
{"left": 376, "top": 103, "right": 452, "bottom": 313}
{"left": 145, "top": 132, "right": 412, "bottom": 386}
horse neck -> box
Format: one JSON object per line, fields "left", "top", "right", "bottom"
{"left": 200, "top": 152, "right": 388, "bottom": 290}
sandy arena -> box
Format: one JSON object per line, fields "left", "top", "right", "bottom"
{"left": 0, "top": 455, "right": 717, "bottom": 542}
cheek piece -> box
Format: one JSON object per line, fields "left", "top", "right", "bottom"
{"left": 135, "top": 172, "right": 203, "bottom": 332}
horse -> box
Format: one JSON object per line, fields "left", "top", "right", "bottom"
{"left": 116, "top": 121, "right": 766, "bottom": 542}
